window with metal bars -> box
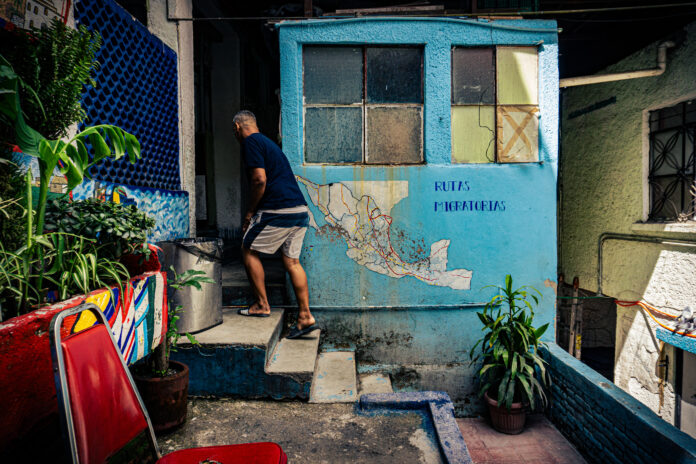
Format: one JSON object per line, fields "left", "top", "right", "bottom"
{"left": 302, "top": 45, "right": 424, "bottom": 165}
{"left": 648, "top": 99, "right": 696, "bottom": 222}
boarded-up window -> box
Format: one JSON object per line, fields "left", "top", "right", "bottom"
{"left": 303, "top": 46, "right": 423, "bottom": 164}
{"left": 451, "top": 46, "right": 539, "bottom": 164}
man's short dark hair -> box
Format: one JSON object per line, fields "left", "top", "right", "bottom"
{"left": 233, "top": 110, "right": 257, "bottom": 127}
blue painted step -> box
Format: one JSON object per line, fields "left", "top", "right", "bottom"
{"left": 171, "top": 308, "right": 319, "bottom": 400}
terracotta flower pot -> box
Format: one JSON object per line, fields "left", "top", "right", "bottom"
{"left": 484, "top": 390, "right": 526, "bottom": 435}
{"left": 133, "top": 360, "right": 189, "bottom": 433}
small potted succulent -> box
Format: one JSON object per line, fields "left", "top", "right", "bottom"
{"left": 469, "top": 275, "right": 551, "bottom": 434}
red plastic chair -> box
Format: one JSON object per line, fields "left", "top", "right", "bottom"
{"left": 50, "top": 303, "right": 288, "bottom": 464}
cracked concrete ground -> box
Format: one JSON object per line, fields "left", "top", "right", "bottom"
{"left": 158, "top": 398, "right": 443, "bottom": 463}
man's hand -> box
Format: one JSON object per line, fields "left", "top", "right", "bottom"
{"left": 242, "top": 211, "right": 254, "bottom": 233}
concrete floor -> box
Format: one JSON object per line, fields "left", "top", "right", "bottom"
{"left": 158, "top": 398, "right": 443, "bottom": 463}
{"left": 457, "top": 415, "right": 587, "bottom": 464}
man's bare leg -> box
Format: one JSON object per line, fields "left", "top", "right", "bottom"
{"left": 241, "top": 247, "right": 271, "bottom": 315}
{"left": 282, "top": 254, "right": 315, "bottom": 329}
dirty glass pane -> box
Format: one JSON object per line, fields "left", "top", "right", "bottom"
{"left": 650, "top": 102, "right": 683, "bottom": 132}
{"left": 366, "top": 47, "right": 423, "bottom": 103}
{"left": 497, "top": 105, "right": 539, "bottom": 163}
{"left": 452, "top": 106, "right": 495, "bottom": 163}
{"left": 304, "top": 107, "right": 362, "bottom": 163}
{"left": 303, "top": 47, "right": 363, "bottom": 104}
{"left": 497, "top": 47, "right": 538, "bottom": 105}
{"left": 452, "top": 48, "right": 495, "bottom": 105}
{"left": 366, "top": 107, "right": 422, "bottom": 164}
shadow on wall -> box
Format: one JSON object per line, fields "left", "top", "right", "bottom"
{"left": 600, "top": 239, "right": 695, "bottom": 422}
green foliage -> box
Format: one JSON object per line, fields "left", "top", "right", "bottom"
{"left": 469, "top": 275, "right": 551, "bottom": 411}
{"left": 0, "top": 18, "right": 101, "bottom": 139}
{"left": 149, "top": 267, "right": 214, "bottom": 377}
{"left": 0, "top": 172, "right": 133, "bottom": 320}
{"left": 45, "top": 198, "right": 155, "bottom": 260}
{"left": 0, "top": 159, "right": 26, "bottom": 251}
{"left": 0, "top": 18, "right": 147, "bottom": 322}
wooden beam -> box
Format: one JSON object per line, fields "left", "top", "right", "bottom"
{"left": 333, "top": 5, "right": 444, "bottom": 15}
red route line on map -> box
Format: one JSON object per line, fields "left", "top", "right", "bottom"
{"left": 301, "top": 178, "right": 470, "bottom": 283}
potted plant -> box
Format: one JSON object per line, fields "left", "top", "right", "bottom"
{"left": 132, "top": 267, "right": 213, "bottom": 433}
{"left": 469, "top": 274, "right": 551, "bottom": 434}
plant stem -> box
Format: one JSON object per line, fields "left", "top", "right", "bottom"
{"left": 21, "top": 170, "right": 32, "bottom": 314}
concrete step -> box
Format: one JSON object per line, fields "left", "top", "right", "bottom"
{"left": 172, "top": 307, "right": 314, "bottom": 399}
{"left": 266, "top": 329, "right": 321, "bottom": 384}
{"left": 358, "top": 372, "right": 394, "bottom": 395}
{"left": 309, "top": 351, "right": 358, "bottom": 403}
{"left": 183, "top": 307, "right": 284, "bottom": 365}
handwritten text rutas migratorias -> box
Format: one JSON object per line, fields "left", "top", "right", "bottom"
{"left": 434, "top": 181, "right": 506, "bottom": 212}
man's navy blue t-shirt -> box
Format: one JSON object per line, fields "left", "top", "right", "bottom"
{"left": 242, "top": 133, "right": 307, "bottom": 210}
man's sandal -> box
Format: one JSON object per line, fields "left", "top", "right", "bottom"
{"left": 237, "top": 308, "right": 271, "bottom": 318}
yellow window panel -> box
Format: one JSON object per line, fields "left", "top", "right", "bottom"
{"left": 497, "top": 105, "right": 539, "bottom": 163}
{"left": 497, "top": 47, "right": 538, "bottom": 105}
{"left": 452, "top": 106, "right": 495, "bottom": 164}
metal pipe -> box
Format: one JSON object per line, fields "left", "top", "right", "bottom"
{"left": 560, "top": 41, "right": 675, "bottom": 88}
{"left": 597, "top": 232, "right": 696, "bottom": 296}
{"left": 224, "top": 304, "right": 487, "bottom": 311}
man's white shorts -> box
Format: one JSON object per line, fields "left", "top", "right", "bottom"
{"left": 242, "top": 206, "right": 309, "bottom": 259}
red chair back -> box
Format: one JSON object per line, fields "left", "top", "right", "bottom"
{"left": 51, "top": 304, "right": 160, "bottom": 463}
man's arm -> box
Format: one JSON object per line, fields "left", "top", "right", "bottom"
{"left": 243, "top": 167, "right": 267, "bottom": 232}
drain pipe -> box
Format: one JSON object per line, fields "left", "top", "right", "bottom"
{"left": 597, "top": 232, "right": 696, "bottom": 296}
{"left": 560, "top": 41, "right": 675, "bottom": 88}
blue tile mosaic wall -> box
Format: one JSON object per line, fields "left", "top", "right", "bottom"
{"left": 74, "top": 0, "right": 180, "bottom": 191}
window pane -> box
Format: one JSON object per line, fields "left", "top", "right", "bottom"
{"left": 497, "top": 47, "right": 538, "bottom": 105}
{"left": 650, "top": 175, "right": 682, "bottom": 220}
{"left": 452, "top": 48, "right": 495, "bottom": 105}
{"left": 305, "top": 107, "right": 362, "bottom": 163}
{"left": 366, "top": 47, "right": 423, "bottom": 103}
{"left": 366, "top": 107, "right": 422, "bottom": 164}
{"left": 686, "top": 100, "right": 696, "bottom": 125}
{"left": 303, "top": 47, "right": 363, "bottom": 104}
{"left": 651, "top": 103, "right": 683, "bottom": 131}
{"left": 497, "top": 105, "right": 539, "bottom": 163}
{"left": 452, "top": 106, "right": 495, "bottom": 163}
{"left": 650, "top": 129, "right": 683, "bottom": 176}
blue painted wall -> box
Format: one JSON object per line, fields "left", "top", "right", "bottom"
{"left": 278, "top": 18, "right": 559, "bottom": 315}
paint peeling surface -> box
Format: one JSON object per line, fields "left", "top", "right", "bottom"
{"left": 298, "top": 177, "right": 472, "bottom": 290}
{"left": 279, "top": 18, "right": 559, "bottom": 308}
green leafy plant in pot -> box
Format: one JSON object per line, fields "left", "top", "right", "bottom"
{"left": 469, "top": 275, "right": 551, "bottom": 434}
{"left": 132, "top": 267, "right": 214, "bottom": 433}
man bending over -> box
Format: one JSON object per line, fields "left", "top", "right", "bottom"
{"left": 233, "top": 110, "right": 317, "bottom": 339}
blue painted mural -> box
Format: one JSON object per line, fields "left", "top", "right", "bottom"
{"left": 72, "top": 179, "right": 189, "bottom": 242}
{"left": 278, "top": 18, "right": 559, "bottom": 320}
{"left": 14, "top": 155, "right": 189, "bottom": 242}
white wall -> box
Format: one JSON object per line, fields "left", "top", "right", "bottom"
{"left": 560, "top": 22, "right": 696, "bottom": 425}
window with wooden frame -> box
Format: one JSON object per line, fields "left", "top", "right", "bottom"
{"left": 648, "top": 99, "right": 696, "bottom": 222}
{"left": 303, "top": 45, "right": 424, "bottom": 165}
{"left": 451, "top": 46, "right": 539, "bottom": 163}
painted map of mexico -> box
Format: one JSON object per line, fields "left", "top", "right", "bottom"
{"left": 296, "top": 176, "right": 473, "bottom": 290}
